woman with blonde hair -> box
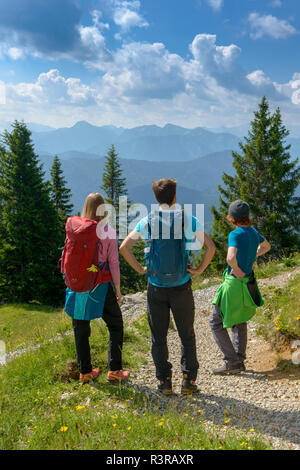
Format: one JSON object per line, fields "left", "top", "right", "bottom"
{"left": 62, "top": 192, "right": 129, "bottom": 384}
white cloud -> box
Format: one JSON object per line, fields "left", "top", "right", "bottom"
{"left": 7, "top": 69, "right": 97, "bottom": 106}
{"left": 113, "top": 6, "right": 148, "bottom": 32}
{"left": 102, "top": 0, "right": 148, "bottom": 33}
{"left": 1, "top": 34, "right": 300, "bottom": 131}
{"left": 206, "top": 0, "right": 223, "bottom": 11}
{"left": 7, "top": 47, "right": 25, "bottom": 60}
{"left": 189, "top": 34, "right": 241, "bottom": 70}
{"left": 274, "top": 73, "right": 300, "bottom": 105}
{"left": 270, "top": 0, "right": 282, "bottom": 7}
{"left": 249, "top": 12, "right": 297, "bottom": 39}
{"left": 0, "top": 4, "right": 111, "bottom": 64}
{"left": 247, "top": 70, "right": 272, "bottom": 87}
{"left": 101, "top": 42, "right": 185, "bottom": 100}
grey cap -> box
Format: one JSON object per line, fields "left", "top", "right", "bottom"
{"left": 228, "top": 200, "right": 250, "bottom": 219}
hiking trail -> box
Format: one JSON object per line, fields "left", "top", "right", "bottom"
{"left": 121, "top": 267, "right": 300, "bottom": 450}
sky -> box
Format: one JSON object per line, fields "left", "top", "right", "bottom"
{"left": 0, "top": 0, "right": 300, "bottom": 133}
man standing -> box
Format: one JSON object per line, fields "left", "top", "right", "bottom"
{"left": 120, "top": 178, "right": 215, "bottom": 395}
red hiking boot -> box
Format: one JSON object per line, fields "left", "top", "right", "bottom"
{"left": 107, "top": 370, "right": 130, "bottom": 384}
{"left": 79, "top": 368, "right": 100, "bottom": 383}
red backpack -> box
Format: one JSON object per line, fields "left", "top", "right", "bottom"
{"left": 60, "top": 216, "right": 112, "bottom": 293}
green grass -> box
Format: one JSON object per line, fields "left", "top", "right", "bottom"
{"left": 0, "top": 304, "right": 70, "bottom": 352}
{"left": 191, "top": 252, "right": 300, "bottom": 291}
{"left": 255, "top": 274, "right": 300, "bottom": 347}
{"left": 253, "top": 253, "right": 300, "bottom": 279}
{"left": 0, "top": 309, "right": 270, "bottom": 450}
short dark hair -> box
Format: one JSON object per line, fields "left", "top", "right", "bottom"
{"left": 226, "top": 215, "right": 252, "bottom": 226}
{"left": 152, "top": 178, "right": 177, "bottom": 205}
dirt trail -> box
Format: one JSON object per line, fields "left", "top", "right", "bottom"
{"left": 130, "top": 267, "right": 300, "bottom": 450}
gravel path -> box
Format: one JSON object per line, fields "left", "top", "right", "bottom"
{"left": 121, "top": 278, "right": 300, "bottom": 450}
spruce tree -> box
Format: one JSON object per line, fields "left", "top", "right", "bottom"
{"left": 211, "top": 97, "right": 300, "bottom": 268}
{"left": 50, "top": 155, "right": 74, "bottom": 236}
{"left": 101, "top": 145, "right": 127, "bottom": 208}
{"left": 0, "top": 121, "right": 64, "bottom": 305}
{"left": 101, "top": 144, "right": 147, "bottom": 294}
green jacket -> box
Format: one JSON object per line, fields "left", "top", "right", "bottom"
{"left": 212, "top": 271, "right": 264, "bottom": 328}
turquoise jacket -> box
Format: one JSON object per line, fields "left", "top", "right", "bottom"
{"left": 212, "top": 270, "right": 264, "bottom": 328}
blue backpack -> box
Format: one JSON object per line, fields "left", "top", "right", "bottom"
{"left": 144, "top": 211, "right": 190, "bottom": 286}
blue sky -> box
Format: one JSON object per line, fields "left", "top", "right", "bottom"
{"left": 0, "top": 0, "right": 300, "bottom": 132}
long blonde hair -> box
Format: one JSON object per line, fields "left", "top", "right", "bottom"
{"left": 81, "top": 193, "right": 108, "bottom": 222}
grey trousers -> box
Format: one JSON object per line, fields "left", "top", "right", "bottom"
{"left": 209, "top": 304, "right": 247, "bottom": 365}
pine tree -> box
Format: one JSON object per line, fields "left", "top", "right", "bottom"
{"left": 211, "top": 97, "right": 300, "bottom": 268}
{"left": 101, "top": 145, "right": 127, "bottom": 218}
{"left": 50, "top": 155, "right": 74, "bottom": 236}
{"left": 101, "top": 144, "right": 147, "bottom": 294}
{"left": 0, "top": 121, "right": 64, "bottom": 305}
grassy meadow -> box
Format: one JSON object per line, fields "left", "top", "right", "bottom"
{"left": 0, "top": 307, "right": 270, "bottom": 450}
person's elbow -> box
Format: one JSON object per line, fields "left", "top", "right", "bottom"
{"left": 208, "top": 240, "right": 216, "bottom": 257}
{"left": 263, "top": 239, "right": 271, "bottom": 253}
{"left": 203, "top": 233, "right": 216, "bottom": 256}
{"left": 119, "top": 241, "right": 127, "bottom": 256}
{"left": 265, "top": 240, "right": 271, "bottom": 252}
{"left": 226, "top": 254, "right": 236, "bottom": 266}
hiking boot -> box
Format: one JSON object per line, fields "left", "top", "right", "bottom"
{"left": 181, "top": 376, "right": 198, "bottom": 395}
{"left": 212, "top": 362, "right": 243, "bottom": 375}
{"left": 107, "top": 370, "right": 130, "bottom": 384}
{"left": 158, "top": 377, "right": 173, "bottom": 395}
{"left": 79, "top": 368, "right": 100, "bottom": 383}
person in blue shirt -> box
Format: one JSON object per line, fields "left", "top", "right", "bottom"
{"left": 120, "top": 178, "right": 216, "bottom": 395}
{"left": 210, "top": 200, "right": 271, "bottom": 375}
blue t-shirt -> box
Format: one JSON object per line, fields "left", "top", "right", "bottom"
{"left": 227, "top": 226, "right": 265, "bottom": 276}
{"left": 135, "top": 210, "right": 203, "bottom": 287}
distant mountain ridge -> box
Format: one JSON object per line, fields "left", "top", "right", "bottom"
{"left": 1, "top": 120, "right": 299, "bottom": 161}
{"left": 31, "top": 121, "right": 241, "bottom": 162}
{"left": 1, "top": 120, "right": 299, "bottom": 231}
{"left": 38, "top": 149, "right": 235, "bottom": 229}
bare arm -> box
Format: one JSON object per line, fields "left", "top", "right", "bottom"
{"left": 227, "top": 246, "right": 246, "bottom": 280}
{"left": 256, "top": 239, "right": 271, "bottom": 258}
{"left": 119, "top": 230, "right": 147, "bottom": 275}
{"left": 187, "top": 232, "right": 216, "bottom": 278}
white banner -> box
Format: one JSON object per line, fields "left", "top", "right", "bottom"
{"left": 0, "top": 81, "right": 6, "bottom": 105}
{"left": 0, "top": 340, "right": 6, "bottom": 366}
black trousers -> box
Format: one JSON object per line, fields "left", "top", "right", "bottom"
{"left": 72, "top": 284, "right": 124, "bottom": 374}
{"left": 147, "top": 280, "right": 199, "bottom": 381}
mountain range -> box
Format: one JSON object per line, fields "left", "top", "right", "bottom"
{"left": 1, "top": 120, "right": 299, "bottom": 231}
{"left": 37, "top": 149, "right": 236, "bottom": 230}
{"left": 29, "top": 121, "right": 241, "bottom": 162}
